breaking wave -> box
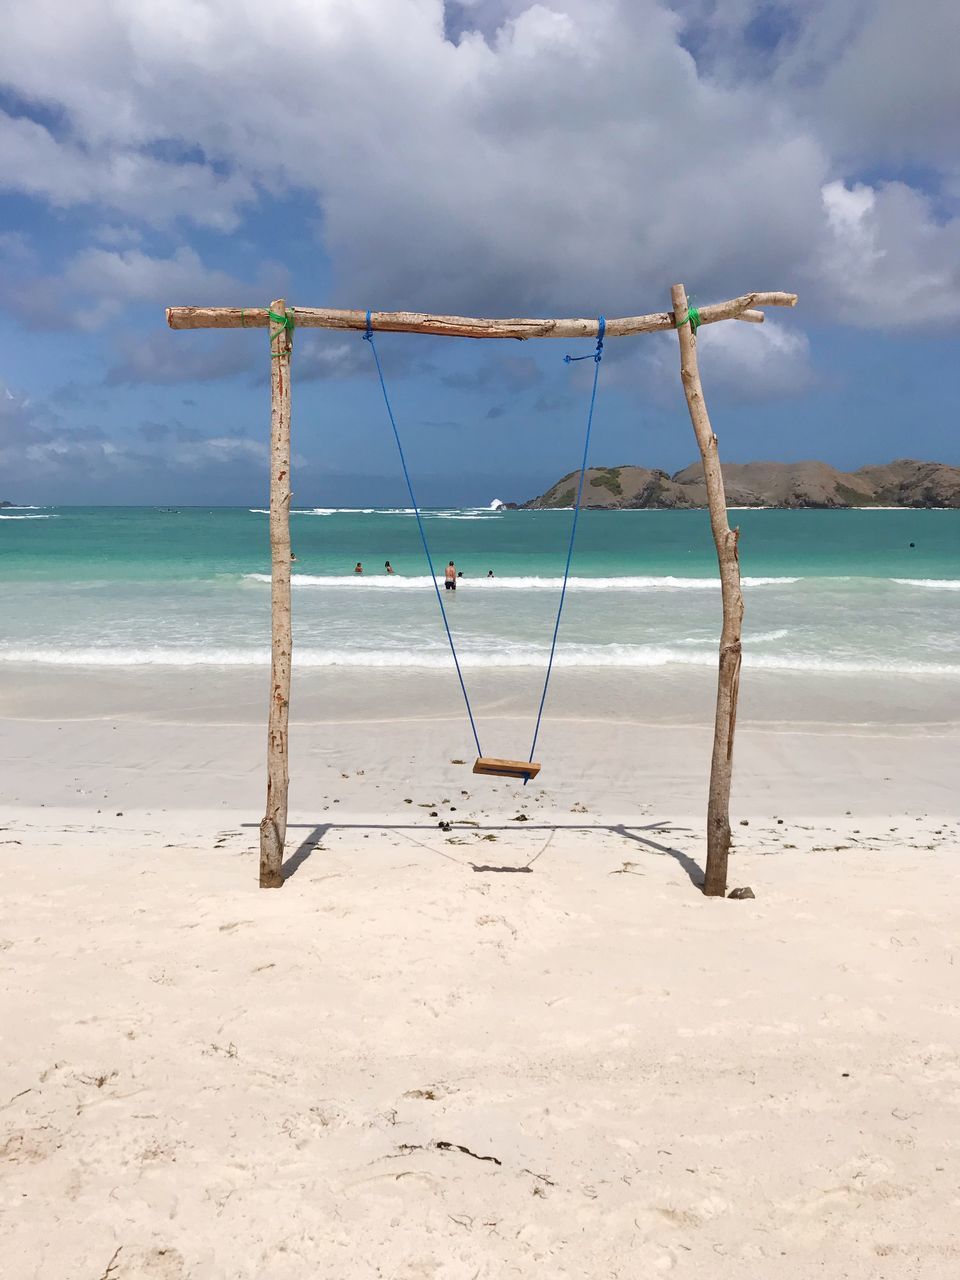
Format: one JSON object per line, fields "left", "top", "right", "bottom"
{"left": 243, "top": 573, "right": 799, "bottom": 591}
{"left": 2, "top": 644, "right": 957, "bottom": 675}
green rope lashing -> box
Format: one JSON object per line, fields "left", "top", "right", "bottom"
{"left": 676, "top": 305, "right": 701, "bottom": 335}
{"left": 268, "top": 307, "right": 295, "bottom": 357}
{"left": 268, "top": 307, "right": 295, "bottom": 332}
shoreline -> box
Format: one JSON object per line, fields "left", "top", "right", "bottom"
{"left": 2, "top": 665, "right": 957, "bottom": 817}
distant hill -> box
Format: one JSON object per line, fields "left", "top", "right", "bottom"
{"left": 523, "top": 460, "right": 960, "bottom": 510}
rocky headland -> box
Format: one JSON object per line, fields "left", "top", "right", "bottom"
{"left": 523, "top": 459, "right": 960, "bottom": 509}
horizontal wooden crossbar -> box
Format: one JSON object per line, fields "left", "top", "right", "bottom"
{"left": 166, "top": 292, "right": 797, "bottom": 339}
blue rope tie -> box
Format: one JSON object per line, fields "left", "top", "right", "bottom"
{"left": 363, "top": 314, "right": 483, "bottom": 759}
{"left": 563, "top": 314, "right": 606, "bottom": 363}
{"left": 524, "top": 315, "right": 605, "bottom": 782}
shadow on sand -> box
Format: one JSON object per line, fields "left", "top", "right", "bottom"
{"left": 253, "top": 819, "right": 704, "bottom": 889}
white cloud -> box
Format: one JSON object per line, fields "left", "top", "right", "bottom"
{"left": 0, "top": 377, "right": 268, "bottom": 497}
{"left": 64, "top": 247, "right": 246, "bottom": 307}
{"left": 0, "top": 0, "right": 956, "bottom": 331}
{"left": 639, "top": 317, "right": 815, "bottom": 404}
{"left": 0, "top": 112, "right": 252, "bottom": 230}
{"left": 2, "top": 244, "right": 289, "bottom": 332}
{"left": 774, "top": 0, "right": 960, "bottom": 173}
{"left": 815, "top": 180, "right": 960, "bottom": 326}
{"left": 105, "top": 331, "right": 258, "bottom": 385}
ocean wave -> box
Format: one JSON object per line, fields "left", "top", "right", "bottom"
{"left": 243, "top": 573, "right": 799, "bottom": 591}
{"left": 249, "top": 507, "right": 408, "bottom": 516}
{"left": 249, "top": 506, "right": 504, "bottom": 518}
{"left": 893, "top": 578, "right": 960, "bottom": 591}
{"left": 675, "top": 628, "right": 790, "bottom": 646}
{"left": 3, "top": 643, "right": 957, "bottom": 675}
{"left": 0, "top": 513, "right": 55, "bottom": 520}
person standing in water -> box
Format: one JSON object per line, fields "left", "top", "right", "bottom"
{"left": 384, "top": 560, "right": 395, "bottom": 574}
{"left": 354, "top": 562, "right": 363, "bottom": 575}
{"left": 444, "top": 561, "right": 457, "bottom": 591}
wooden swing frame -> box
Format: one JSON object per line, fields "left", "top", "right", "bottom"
{"left": 167, "top": 285, "right": 798, "bottom": 895}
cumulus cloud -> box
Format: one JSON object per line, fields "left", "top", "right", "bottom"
{"left": 105, "top": 331, "right": 258, "bottom": 385}
{"left": 1, "top": 382, "right": 116, "bottom": 486}
{"left": 674, "top": 0, "right": 960, "bottom": 172}
{"left": 0, "top": 378, "right": 268, "bottom": 499}
{"left": 0, "top": 0, "right": 956, "bottom": 337}
{"left": 2, "top": 243, "right": 288, "bottom": 332}
{"left": 772, "top": 0, "right": 960, "bottom": 173}
{"left": 294, "top": 335, "right": 375, "bottom": 384}
{"left": 815, "top": 180, "right": 960, "bottom": 326}
{"left": 640, "top": 318, "right": 815, "bottom": 405}
{"left": 0, "top": 111, "right": 253, "bottom": 230}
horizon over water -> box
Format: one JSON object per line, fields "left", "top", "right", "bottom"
{"left": 1, "top": 505, "right": 958, "bottom": 677}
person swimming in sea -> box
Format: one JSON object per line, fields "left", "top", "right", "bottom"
{"left": 354, "top": 562, "right": 363, "bottom": 575}
{"left": 444, "top": 561, "right": 457, "bottom": 591}
{"left": 385, "top": 560, "right": 395, "bottom": 574}
{"left": 487, "top": 569, "right": 494, "bottom": 577}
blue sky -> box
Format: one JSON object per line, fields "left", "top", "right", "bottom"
{"left": 1, "top": 0, "right": 958, "bottom": 506}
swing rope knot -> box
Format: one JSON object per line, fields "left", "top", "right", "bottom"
{"left": 676, "top": 305, "right": 701, "bottom": 335}
{"left": 563, "top": 314, "right": 606, "bottom": 364}
{"left": 363, "top": 309, "right": 373, "bottom": 341}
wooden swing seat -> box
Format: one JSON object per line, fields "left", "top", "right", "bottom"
{"left": 473, "top": 757, "right": 541, "bottom": 780}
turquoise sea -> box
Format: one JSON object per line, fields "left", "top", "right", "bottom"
{"left": 1, "top": 505, "right": 958, "bottom": 675}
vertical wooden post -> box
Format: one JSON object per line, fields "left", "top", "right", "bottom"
{"left": 671, "top": 283, "right": 743, "bottom": 898}
{"left": 259, "top": 298, "right": 293, "bottom": 888}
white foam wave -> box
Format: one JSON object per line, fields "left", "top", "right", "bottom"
{"left": 243, "top": 572, "right": 798, "bottom": 591}
{"left": 3, "top": 504, "right": 44, "bottom": 509}
{"left": 893, "top": 578, "right": 960, "bottom": 591}
{"left": 3, "top": 643, "right": 957, "bottom": 675}
{"left": 249, "top": 507, "right": 408, "bottom": 516}
{"left": 251, "top": 506, "right": 507, "bottom": 518}
{"left": 0, "top": 513, "right": 55, "bottom": 520}
{"left": 675, "top": 628, "right": 790, "bottom": 647}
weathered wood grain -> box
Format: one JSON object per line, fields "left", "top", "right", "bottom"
{"left": 166, "top": 292, "right": 796, "bottom": 337}
{"left": 259, "top": 298, "right": 293, "bottom": 889}
{"left": 672, "top": 283, "right": 744, "bottom": 899}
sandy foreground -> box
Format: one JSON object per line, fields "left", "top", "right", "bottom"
{"left": 1, "top": 666, "right": 959, "bottom": 1279}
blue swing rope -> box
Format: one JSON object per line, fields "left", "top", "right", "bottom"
{"left": 524, "top": 316, "right": 604, "bottom": 779}
{"left": 363, "top": 311, "right": 483, "bottom": 758}
{"left": 362, "top": 310, "right": 605, "bottom": 779}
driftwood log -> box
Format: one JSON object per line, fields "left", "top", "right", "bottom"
{"left": 259, "top": 298, "right": 293, "bottom": 888}
{"left": 167, "top": 292, "right": 796, "bottom": 339}
{"left": 672, "top": 284, "right": 744, "bottom": 897}
{"left": 167, "top": 286, "right": 796, "bottom": 890}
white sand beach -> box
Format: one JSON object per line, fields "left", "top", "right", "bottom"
{"left": 2, "top": 666, "right": 958, "bottom": 1278}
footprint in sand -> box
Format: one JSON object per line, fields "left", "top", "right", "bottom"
{"left": 476, "top": 914, "right": 519, "bottom": 949}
